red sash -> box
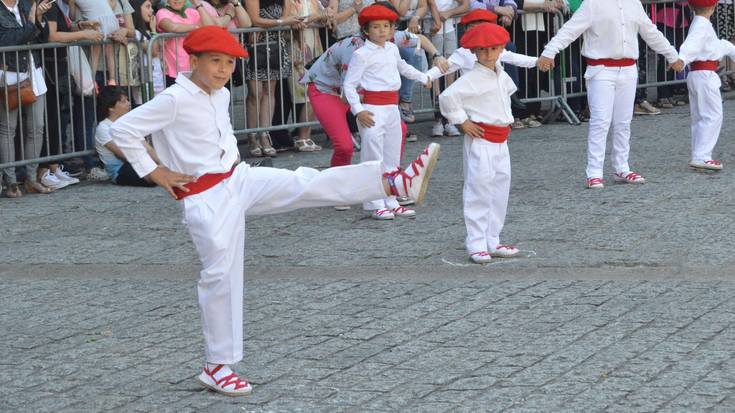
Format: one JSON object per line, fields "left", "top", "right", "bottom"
{"left": 362, "top": 90, "right": 399, "bottom": 105}
{"left": 586, "top": 58, "right": 637, "bottom": 67}
{"left": 690, "top": 60, "right": 718, "bottom": 71}
{"left": 477, "top": 123, "right": 511, "bottom": 143}
{"left": 174, "top": 164, "right": 238, "bottom": 200}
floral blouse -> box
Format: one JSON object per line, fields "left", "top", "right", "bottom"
{"left": 301, "top": 31, "right": 420, "bottom": 96}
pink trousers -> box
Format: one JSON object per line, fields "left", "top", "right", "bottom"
{"left": 308, "top": 83, "right": 408, "bottom": 167}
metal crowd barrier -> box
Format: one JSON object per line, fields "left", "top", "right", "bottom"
{"left": 0, "top": 38, "right": 146, "bottom": 170}
{"left": 4, "top": 1, "right": 735, "bottom": 171}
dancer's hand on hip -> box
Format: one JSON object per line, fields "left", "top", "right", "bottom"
{"left": 356, "top": 110, "right": 375, "bottom": 128}
{"left": 460, "top": 120, "right": 483, "bottom": 138}
{"left": 147, "top": 166, "right": 197, "bottom": 199}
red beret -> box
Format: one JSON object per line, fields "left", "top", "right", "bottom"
{"left": 358, "top": 5, "right": 399, "bottom": 26}
{"left": 460, "top": 23, "right": 510, "bottom": 49}
{"left": 183, "top": 26, "right": 248, "bottom": 58}
{"left": 688, "top": 0, "right": 717, "bottom": 6}
{"left": 460, "top": 9, "right": 498, "bottom": 25}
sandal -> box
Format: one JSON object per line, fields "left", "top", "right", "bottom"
{"left": 400, "top": 103, "right": 415, "bottom": 123}
{"left": 259, "top": 132, "right": 277, "bottom": 157}
{"left": 248, "top": 133, "right": 263, "bottom": 157}
{"left": 24, "top": 180, "right": 53, "bottom": 194}
{"left": 657, "top": 98, "right": 674, "bottom": 109}
{"left": 511, "top": 118, "right": 525, "bottom": 129}
{"left": 4, "top": 183, "right": 22, "bottom": 198}
{"left": 522, "top": 117, "right": 542, "bottom": 128}
{"left": 293, "top": 138, "right": 322, "bottom": 152}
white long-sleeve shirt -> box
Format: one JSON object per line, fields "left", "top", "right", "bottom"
{"left": 439, "top": 62, "right": 516, "bottom": 126}
{"left": 343, "top": 40, "right": 430, "bottom": 114}
{"left": 541, "top": 0, "right": 679, "bottom": 64}
{"left": 426, "top": 47, "right": 538, "bottom": 80}
{"left": 679, "top": 16, "right": 735, "bottom": 65}
{"left": 110, "top": 73, "right": 239, "bottom": 178}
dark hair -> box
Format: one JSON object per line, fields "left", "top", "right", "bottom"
{"left": 360, "top": 1, "right": 399, "bottom": 35}
{"left": 97, "top": 86, "right": 128, "bottom": 121}
{"left": 690, "top": 5, "right": 715, "bottom": 15}
{"left": 130, "top": 0, "right": 154, "bottom": 38}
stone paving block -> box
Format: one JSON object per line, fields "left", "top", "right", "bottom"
{"left": 5, "top": 107, "right": 735, "bottom": 411}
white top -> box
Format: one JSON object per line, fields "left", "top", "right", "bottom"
{"left": 110, "top": 72, "right": 240, "bottom": 178}
{"left": 426, "top": 47, "right": 538, "bottom": 80}
{"left": 679, "top": 16, "right": 735, "bottom": 65}
{"left": 432, "top": 0, "right": 457, "bottom": 33}
{"left": 74, "top": 0, "right": 116, "bottom": 20}
{"left": 95, "top": 118, "right": 124, "bottom": 181}
{"left": 343, "top": 40, "right": 430, "bottom": 115}
{"left": 521, "top": 0, "right": 545, "bottom": 32}
{"left": 439, "top": 62, "right": 516, "bottom": 126}
{"left": 541, "top": 0, "right": 679, "bottom": 64}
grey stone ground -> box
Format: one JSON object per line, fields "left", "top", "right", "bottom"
{"left": 2, "top": 100, "right": 735, "bottom": 412}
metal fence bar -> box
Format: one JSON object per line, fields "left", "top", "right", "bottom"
{"left": 4, "top": 1, "right": 735, "bottom": 170}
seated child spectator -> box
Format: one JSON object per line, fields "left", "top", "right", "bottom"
{"left": 95, "top": 86, "right": 159, "bottom": 186}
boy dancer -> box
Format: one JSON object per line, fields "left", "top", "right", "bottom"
{"left": 110, "top": 26, "right": 440, "bottom": 396}
{"left": 426, "top": 9, "right": 540, "bottom": 79}
{"left": 679, "top": 0, "right": 735, "bottom": 171}
{"left": 343, "top": 4, "right": 433, "bottom": 220}
{"left": 439, "top": 23, "right": 520, "bottom": 264}
{"left": 537, "top": 0, "right": 685, "bottom": 189}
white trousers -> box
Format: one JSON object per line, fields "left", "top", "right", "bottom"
{"left": 182, "top": 161, "right": 386, "bottom": 364}
{"left": 462, "top": 136, "right": 511, "bottom": 254}
{"left": 358, "top": 104, "right": 402, "bottom": 210}
{"left": 585, "top": 66, "right": 638, "bottom": 179}
{"left": 687, "top": 71, "right": 723, "bottom": 162}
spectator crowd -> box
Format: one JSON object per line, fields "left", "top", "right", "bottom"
{"left": 1, "top": 0, "right": 735, "bottom": 197}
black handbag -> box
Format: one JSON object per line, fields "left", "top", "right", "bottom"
{"left": 247, "top": 42, "right": 280, "bottom": 71}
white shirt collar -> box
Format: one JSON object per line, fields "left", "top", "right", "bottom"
{"left": 364, "top": 39, "right": 386, "bottom": 50}
{"left": 176, "top": 72, "right": 214, "bottom": 96}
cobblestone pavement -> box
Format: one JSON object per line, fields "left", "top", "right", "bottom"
{"left": 2, "top": 101, "right": 735, "bottom": 412}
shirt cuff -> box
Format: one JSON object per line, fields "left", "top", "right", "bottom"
{"left": 131, "top": 156, "right": 159, "bottom": 179}
{"left": 426, "top": 67, "right": 442, "bottom": 81}
{"left": 444, "top": 111, "right": 468, "bottom": 126}
{"left": 541, "top": 49, "right": 556, "bottom": 59}
{"left": 351, "top": 103, "right": 365, "bottom": 115}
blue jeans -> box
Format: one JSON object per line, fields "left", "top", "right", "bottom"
{"left": 399, "top": 47, "right": 421, "bottom": 104}
{"left": 72, "top": 94, "right": 97, "bottom": 169}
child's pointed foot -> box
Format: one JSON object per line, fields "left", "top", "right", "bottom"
{"left": 384, "top": 143, "right": 440, "bottom": 206}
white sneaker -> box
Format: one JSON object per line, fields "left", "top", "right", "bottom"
{"left": 689, "top": 159, "right": 722, "bottom": 170}
{"left": 489, "top": 245, "right": 520, "bottom": 258}
{"left": 444, "top": 124, "right": 461, "bottom": 136}
{"left": 371, "top": 208, "right": 395, "bottom": 220}
{"left": 386, "top": 143, "right": 441, "bottom": 206}
{"left": 85, "top": 167, "right": 110, "bottom": 181}
{"left": 397, "top": 196, "right": 415, "bottom": 206}
{"left": 431, "top": 121, "right": 444, "bottom": 137}
{"left": 54, "top": 166, "right": 80, "bottom": 185}
{"left": 406, "top": 133, "right": 418, "bottom": 143}
{"left": 197, "top": 364, "right": 252, "bottom": 396}
{"left": 470, "top": 251, "right": 492, "bottom": 264}
{"left": 391, "top": 206, "right": 416, "bottom": 218}
{"left": 40, "top": 169, "right": 70, "bottom": 190}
